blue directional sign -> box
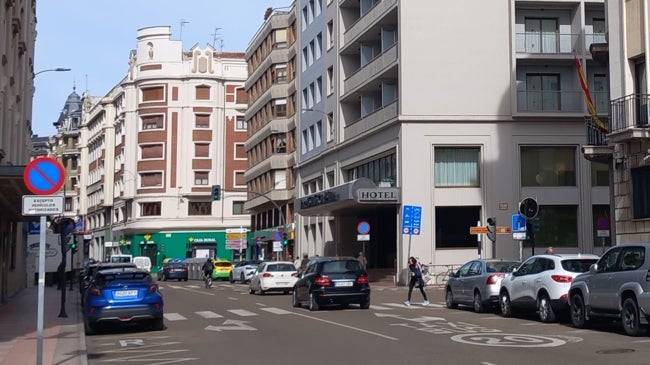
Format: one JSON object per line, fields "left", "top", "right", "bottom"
{"left": 512, "top": 213, "right": 527, "bottom": 232}
{"left": 402, "top": 205, "right": 422, "bottom": 235}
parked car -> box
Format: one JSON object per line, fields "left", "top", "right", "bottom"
{"left": 212, "top": 259, "right": 232, "bottom": 281}
{"left": 445, "top": 259, "right": 521, "bottom": 313}
{"left": 133, "top": 256, "right": 152, "bottom": 272}
{"left": 569, "top": 243, "right": 650, "bottom": 336}
{"left": 249, "top": 261, "right": 298, "bottom": 295}
{"left": 499, "top": 253, "right": 599, "bottom": 322}
{"left": 292, "top": 256, "right": 370, "bottom": 311}
{"left": 230, "top": 260, "right": 261, "bottom": 283}
{"left": 157, "top": 262, "right": 189, "bottom": 281}
{"left": 82, "top": 267, "right": 164, "bottom": 335}
{"left": 79, "top": 262, "right": 137, "bottom": 304}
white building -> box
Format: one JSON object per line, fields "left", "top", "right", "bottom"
{"left": 294, "top": 0, "right": 611, "bottom": 283}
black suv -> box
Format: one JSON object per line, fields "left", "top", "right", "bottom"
{"left": 292, "top": 256, "right": 370, "bottom": 311}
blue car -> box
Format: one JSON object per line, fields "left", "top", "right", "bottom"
{"left": 83, "top": 267, "right": 164, "bottom": 334}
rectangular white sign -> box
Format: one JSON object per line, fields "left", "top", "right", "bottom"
{"left": 357, "top": 234, "right": 370, "bottom": 241}
{"left": 272, "top": 241, "right": 283, "bottom": 252}
{"left": 22, "top": 195, "right": 64, "bottom": 216}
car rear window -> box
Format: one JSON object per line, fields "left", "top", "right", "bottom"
{"left": 322, "top": 260, "right": 362, "bottom": 274}
{"left": 214, "top": 262, "right": 231, "bottom": 268}
{"left": 97, "top": 272, "right": 152, "bottom": 286}
{"left": 167, "top": 263, "right": 186, "bottom": 269}
{"left": 486, "top": 261, "right": 520, "bottom": 273}
{"left": 266, "top": 264, "right": 296, "bottom": 272}
{"left": 561, "top": 259, "right": 598, "bottom": 273}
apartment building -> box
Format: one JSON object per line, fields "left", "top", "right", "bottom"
{"left": 244, "top": 6, "right": 298, "bottom": 260}
{"left": 294, "top": 0, "right": 611, "bottom": 282}
{"left": 0, "top": 0, "right": 36, "bottom": 300}
{"left": 78, "top": 26, "right": 250, "bottom": 269}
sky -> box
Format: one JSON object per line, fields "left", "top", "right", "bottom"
{"left": 32, "top": 0, "right": 294, "bottom": 137}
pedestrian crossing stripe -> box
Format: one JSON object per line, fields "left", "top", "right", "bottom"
{"left": 227, "top": 309, "right": 257, "bottom": 317}
{"left": 260, "top": 307, "right": 292, "bottom": 315}
{"left": 164, "top": 313, "right": 187, "bottom": 321}
{"left": 195, "top": 311, "right": 223, "bottom": 318}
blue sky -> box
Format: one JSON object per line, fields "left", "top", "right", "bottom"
{"left": 32, "top": 0, "right": 293, "bottom": 137}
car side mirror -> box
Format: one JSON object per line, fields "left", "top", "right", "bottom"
{"left": 589, "top": 263, "right": 597, "bottom": 273}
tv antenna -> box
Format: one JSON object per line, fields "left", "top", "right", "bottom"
{"left": 211, "top": 27, "right": 223, "bottom": 52}
{"left": 180, "top": 19, "right": 189, "bottom": 41}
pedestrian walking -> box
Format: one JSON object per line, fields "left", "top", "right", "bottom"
{"left": 545, "top": 246, "right": 554, "bottom": 254}
{"left": 357, "top": 251, "right": 367, "bottom": 269}
{"left": 404, "top": 256, "right": 429, "bottom": 306}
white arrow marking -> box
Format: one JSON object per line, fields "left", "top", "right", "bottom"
{"left": 374, "top": 313, "right": 446, "bottom": 322}
{"left": 205, "top": 319, "right": 257, "bottom": 332}
{"left": 119, "top": 339, "right": 144, "bottom": 347}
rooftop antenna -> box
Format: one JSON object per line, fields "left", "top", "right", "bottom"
{"left": 180, "top": 19, "right": 189, "bottom": 41}
{"left": 211, "top": 27, "right": 222, "bottom": 50}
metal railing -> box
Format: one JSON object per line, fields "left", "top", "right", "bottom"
{"left": 515, "top": 32, "right": 606, "bottom": 54}
{"left": 516, "top": 90, "right": 582, "bottom": 113}
{"left": 585, "top": 116, "right": 609, "bottom": 146}
{"left": 610, "top": 94, "right": 650, "bottom": 133}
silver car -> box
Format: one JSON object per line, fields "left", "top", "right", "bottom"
{"left": 230, "top": 260, "right": 261, "bottom": 283}
{"left": 445, "top": 259, "right": 520, "bottom": 313}
{"left": 569, "top": 243, "right": 650, "bottom": 336}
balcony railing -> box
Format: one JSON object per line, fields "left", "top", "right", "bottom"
{"left": 584, "top": 116, "right": 609, "bottom": 146}
{"left": 515, "top": 32, "right": 606, "bottom": 54}
{"left": 516, "top": 90, "right": 582, "bottom": 113}
{"left": 610, "top": 94, "right": 650, "bottom": 133}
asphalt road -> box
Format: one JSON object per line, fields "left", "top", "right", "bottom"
{"left": 85, "top": 280, "right": 650, "bottom": 365}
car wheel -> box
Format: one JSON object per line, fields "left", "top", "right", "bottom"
{"left": 259, "top": 289, "right": 265, "bottom": 295}
{"left": 622, "top": 297, "right": 644, "bottom": 336}
{"left": 177, "top": 278, "right": 181, "bottom": 282}
{"left": 445, "top": 288, "right": 457, "bottom": 309}
{"left": 473, "top": 291, "right": 484, "bottom": 313}
{"left": 292, "top": 289, "right": 301, "bottom": 308}
{"left": 163, "top": 274, "right": 167, "bottom": 282}
{"left": 84, "top": 319, "right": 96, "bottom": 336}
{"left": 360, "top": 297, "right": 370, "bottom": 310}
{"left": 183, "top": 278, "right": 188, "bottom": 282}
{"left": 309, "top": 292, "right": 320, "bottom": 311}
{"left": 229, "top": 273, "right": 234, "bottom": 284}
{"left": 500, "top": 291, "right": 512, "bottom": 317}
{"left": 538, "top": 294, "right": 556, "bottom": 323}
{"left": 240, "top": 273, "right": 246, "bottom": 284}
{"left": 570, "top": 294, "right": 587, "bottom": 329}
{"left": 151, "top": 318, "right": 164, "bottom": 331}
{"left": 249, "top": 286, "right": 255, "bottom": 294}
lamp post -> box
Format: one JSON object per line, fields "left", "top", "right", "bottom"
{"left": 34, "top": 68, "right": 71, "bottom": 77}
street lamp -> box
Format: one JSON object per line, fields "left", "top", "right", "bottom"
{"left": 34, "top": 68, "right": 71, "bottom": 77}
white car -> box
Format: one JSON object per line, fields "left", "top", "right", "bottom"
{"left": 499, "top": 253, "right": 599, "bottom": 322}
{"left": 230, "top": 260, "right": 261, "bottom": 283}
{"left": 249, "top": 261, "right": 298, "bottom": 295}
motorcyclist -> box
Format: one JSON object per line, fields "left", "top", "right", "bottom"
{"left": 202, "top": 258, "right": 214, "bottom": 281}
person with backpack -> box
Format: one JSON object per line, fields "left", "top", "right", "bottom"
{"left": 404, "top": 256, "right": 429, "bottom": 306}
{"left": 202, "top": 258, "right": 214, "bottom": 286}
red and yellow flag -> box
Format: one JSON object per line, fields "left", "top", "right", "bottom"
{"left": 575, "top": 56, "right": 608, "bottom": 132}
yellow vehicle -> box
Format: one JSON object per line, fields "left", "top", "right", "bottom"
{"left": 212, "top": 259, "right": 232, "bottom": 280}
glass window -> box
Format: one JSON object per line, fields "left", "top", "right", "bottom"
{"left": 188, "top": 202, "right": 212, "bottom": 216}
{"left": 434, "top": 147, "right": 480, "bottom": 187}
{"left": 596, "top": 247, "right": 621, "bottom": 273}
{"left": 525, "top": 74, "right": 560, "bottom": 111}
{"left": 591, "top": 162, "right": 609, "bottom": 186}
{"left": 529, "top": 205, "right": 578, "bottom": 248}
{"left": 236, "top": 116, "right": 247, "bottom": 131}
{"left": 521, "top": 146, "right": 576, "bottom": 186}
{"left": 140, "top": 172, "right": 163, "bottom": 187}
{"left": 140, "top": 202, "right": 161, "bottom": 216}
{"left": 194, "top": 171, "right": 209, "bottom": 185}
{"left": 435, "top": 206, "right": 481, "bottom": 249}
{"left": 632, "top": 166, "right": 650, "bottom": 219}
{"left": 514, "top": 258, "right": 536, "bottom": 276}
{"left": 141, "top": 144, "right": 163, "bottom": 159}
{"left": 141, "top": 115, "right": 163, "bottom": 130}
{"left": 195, "top": 114, "right": 210, "bottom": 128}
{"left": 232, "top": 201, "right": 246, "bottom": 215}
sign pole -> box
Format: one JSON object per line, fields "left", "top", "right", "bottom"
{"left": 36, "top": 215, "right": 46, "bottom": 365}
{"left": 477, "top": 220, "right": 481, "bottom": 258}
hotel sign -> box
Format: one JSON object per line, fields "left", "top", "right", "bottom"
{"left": 356, "top": 188, "right": 400, "bottom": 203}
{"left": 300, "top": 191, "right": 339, "bottom": 209}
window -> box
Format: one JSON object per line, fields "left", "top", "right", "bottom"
{"left": 196, "top": 86, "right": 211, "bottom": 100}
{"left": 141, "top": 202, "right": 161, "bottom": 216}
{"left": 524, "top": 18, "right": 558, "bottom": 53}
{"left": 315, "top": 77, "right": 322, "bottom": 103}
{"left": 275, "top": 64, "right": 287, "bottom": 83}
{"left": 327, "top": 66, "right": 334, "bottom": 95}
{"left": 235, "top": 143, "right": 246, "bottom": 159}
{"left": 195, "top": 143, "right": 210, "bottom": 157}
{"left": 632, "top": 166, "right": 650, "bottom": 219}
{"left": 140, "top": 172, "right": 163, "bottom": 187}
{"left": 188, "top": 202, "right": 212, "bottom": 216}
{"left": 345, "top": 153, "right": 397, "bottom": 186}
{"left": 141, "top": 144, "right": 163, "bottom": 159}
{"left": 528, "top": 205, "right": 578, "bottom": 248}
{"left": 315, "top": 120, "right": 322, "bottom": 148}
{"left": 236, "top": 116, "right": 247, "bottom": 131}
{"left": 327, "top": 112, "right": 334, "bottom": 142}
{"left": 435, "top": 206, "right": 481, "bottom": 248}
{"left": 142, "top": 115, "right": 163, "bottom": 130}
{"left": 526, "top": 74, "right": 560, "bottom": 111}
{"left": 195, "top": 114, "right": 210, "bottom": 128}
{"left": 141, "top": 86, "right": 164, "bottom": 102}
{"left": 235, "top": 171, "right": 246, "bottom": 186}
{"left": 275, "top": 170, "right": 286, "bottom": 189}
{"left": 275, "top": 29, "right": 288, "bottom": 49}
{"left": 194, "top": 171, "right": 209, "bottom": 185}
{"left": 233, "top": 201, "right": 246, "bottom": 215}
{"left": 273, "top": 99, "right": 287, "bottom": 117}
{"left": 591, "top": 161, "right": 609, "bottom": 186}
{"left": 434, "top": 147, "right": 480, "bottom": 187}
{"left": 521, "top": 146, "right": 576, "bottom": 186}
{"left": 275, "top": 136, "right": 287, "bottom": 153}
{"left": 327, "top": 21, "right": 333, "bottom": 49}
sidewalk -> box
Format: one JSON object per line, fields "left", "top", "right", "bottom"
{"left": 0, "top": 283, "right": 87, "bottom": 365}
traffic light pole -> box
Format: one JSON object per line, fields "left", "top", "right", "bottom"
{"left": 58, "top": 228, "right": 67, "bottom": 318}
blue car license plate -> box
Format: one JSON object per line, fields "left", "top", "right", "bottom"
{"left": 115, "top": 290, "right": 138, "bottom": 298}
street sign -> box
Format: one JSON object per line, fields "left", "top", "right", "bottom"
{"left": 357, "top": 221, "right": 370, "bottom": 235}
{"left": 357, "top": 234, "right": 370, "bottom": 241}
{"left": 596, "top": 216, "right": 610, "bottom": 230}
{"left": 23, "top": 157, "right": 66, "bottom": 195}
{"left": 272, "top": 241, "right": 282, "bottom": 252}
{"left": 511, "top": 214, "right": 527, "bottom": 232}
{"left": 402, "top": 205, "right": 422, "bottom": 235}
{"left": 519, "top": 197, "right": 539, "bottom": 219}
{"left": 469, "top": 226, "right": 490, "bottom": 234}
{"left": 496, "top": 226, "right": 511, "bottom": 234}
{"left": 22, "top": 195, "right": 64, "bottom": 216}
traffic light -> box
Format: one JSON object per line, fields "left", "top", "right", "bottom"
{"left": 211, "top": 184, "right": 221, "bottom": 201}
{"left": 282, "top": 233, "right": 288, "bottom": 246}
{"left": 58, "top": 218, "right": 75, "bottom": 253}
{"left": 70, "top": 238, "right": 78, "bottom": 254}
{"left": 486, "top": 217, "right": 497, "bottom": 243}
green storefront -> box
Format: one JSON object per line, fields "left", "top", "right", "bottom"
{"left": 118, "top": 231, "right": 240, "bottom": 272}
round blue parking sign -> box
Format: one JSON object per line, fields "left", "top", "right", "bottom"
{"left": 23, "top": 157, "right": 65, "bottom": 195}
{"left": 357, "top": 221, "right": 370, "bottom": 235}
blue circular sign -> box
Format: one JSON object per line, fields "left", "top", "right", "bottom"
{"left": 357, "top": 221, "right": 370, "bottom": 235}
{"left": 596, "top": 216, "right": 610, "bottom": 230}
{"left": 23, "top": 157, "right": 65, "bottom": 195}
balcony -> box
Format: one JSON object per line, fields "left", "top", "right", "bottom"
{"left": 342, "top": 0, "right": 398, "bottom": 50}
{"left": 515, "top": 32, "right": 606, "bottom": 56}
{"left": 609, "top": 94, "right": 650, "bottom": 142}
{"left": 516, "top": 90, "right": 582, "bottom": 113}
{"left": 344, "top": 100, "right": 398, "bottom": 140}
{"left": 584, "top": 116, "right": 609, "bottom": 146}
{"left": 344, "top": 43, "right": 398, "bottom": 96}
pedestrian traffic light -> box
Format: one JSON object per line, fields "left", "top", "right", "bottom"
{"left": 282, "top": 233, "right": 288, "bottom": 246}
{"left": 211, "top": 184, "right": 221, "bottom": 201}
{"left": 486, "top": 217, "right": 497, "bottom": 243}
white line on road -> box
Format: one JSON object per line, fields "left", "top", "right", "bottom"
{"left": 228, "top": 309, "right": 258, "bottom": 317}
{"left": 195, "top": 311, "right": 223, "bottom": 318}
{"left": 292, "top": 312, "right": 398, "bottom": 341}
{"left": 369, "top": 304, "right": 393, "bottom": 310}
{"left": 481, "top": 362, "right": 498, "bottom": 365}
{"left": 260, "top": 307, "right": 292, "bottom": 315}
{"left": 632, "top": 339, "right": 650, "bottom": 343}
{"left": 164, "top": 313, "right": 187, "bottom": 321}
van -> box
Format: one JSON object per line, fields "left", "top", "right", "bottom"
{"left": 133, "top": 256, "right": 152, "bottom": 272}
{"left": 109, "top": 254, "right": 132, "bottom": 263}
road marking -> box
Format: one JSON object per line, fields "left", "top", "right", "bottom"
{"left": 260, "top": 307, "right": 292, "bottom": 315}
{"left": 382, "top": 302, "right": 444, "bottom": 309}
{"left": 195, "top": 311, "right": 223, "bottom": 318}
{"left": 370, "top": 304, "right": 393, "bottom": 310}
{"left": 292, "top": 312, "right": 398, "bottom": 341}
{"left": 205, "top": 319, "right": 256, "bottom": 332}
{"left": 451, "top": 333, "right": 568, "bottom": 348}
{"left": 164, "top": 313, "right": 187, "bottom": 321}
{"left": 228, "top": 309, "right": 258, "bottom": 317}
{"left": 632, "top": 339, "right": 650, "bottom": 343}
